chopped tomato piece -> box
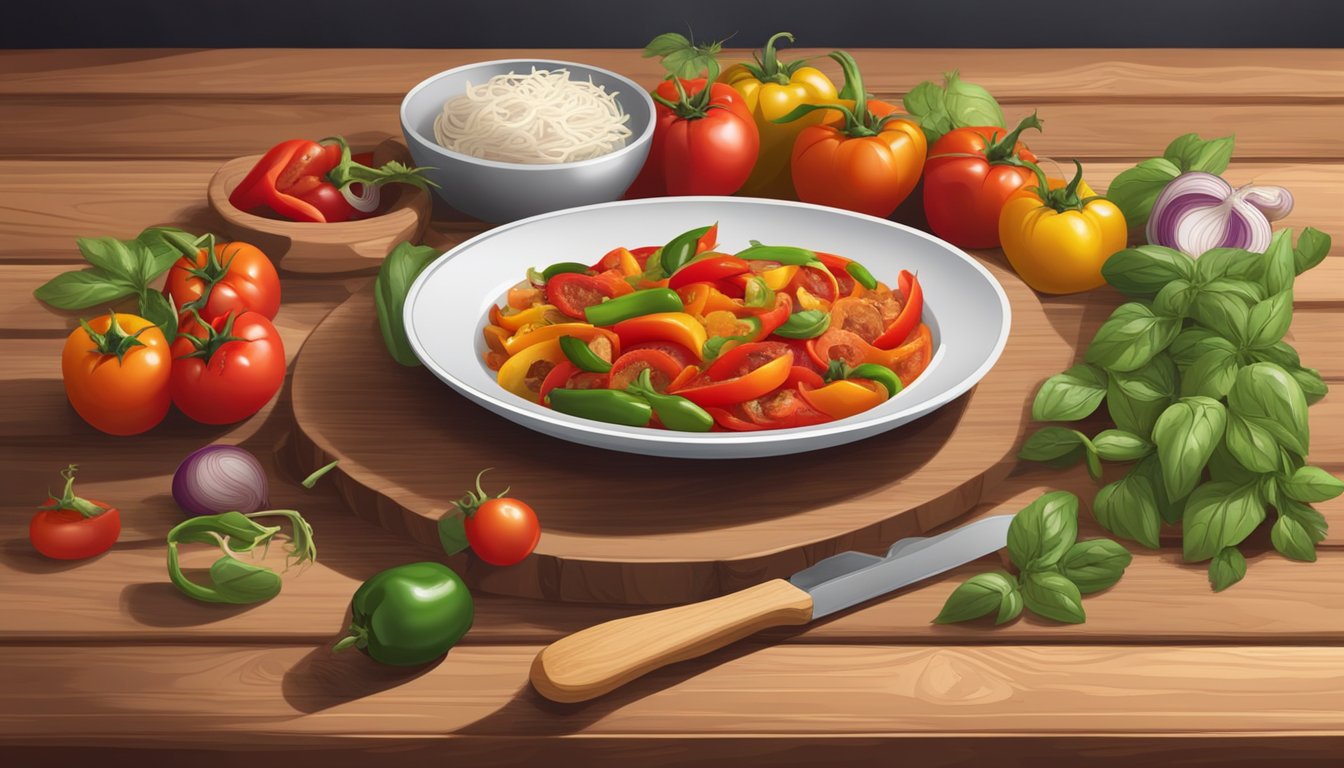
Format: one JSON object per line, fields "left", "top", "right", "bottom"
{"left": 546, "top": 273, "right": 615, "bottom": 319}
{"left": 608, "top": 349, "right": 684, "bottom": 391}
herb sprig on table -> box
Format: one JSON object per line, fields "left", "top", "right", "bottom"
{"left": 1020, "top": 227, "right": 1341, "bottom": 592}
{"left": 936, "top": 492, "right": 1132, "bottom": 625}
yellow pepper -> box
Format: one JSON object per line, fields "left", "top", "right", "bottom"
{"left": 495, "top": 303, "right": 561, "bottom": 332}
{"left": 999, "top": 161, "right": 1127, "bottom": 295}
{"left": 757, "top": 264, "right": 799, "bottom": 291}
{"left": 798, "top": 379, "right": 887, "bottom": 420}
{"left": 496, "top": 338, "right": 568, "bottom": 403}
{"left": 502, "top": 322, "right": 619, "bottom": 356}
{"left": 722, "top": 32, "right": 838, "bottom": 199}
{"left": 611, "top": 312, "right": 709, "bottom": 360}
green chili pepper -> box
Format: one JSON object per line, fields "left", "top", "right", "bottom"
{"left": 165, "top": 509, "right": 317, "bottom": 605}
{"left": 333, "top": 562, "right": 473, "bottom": 666}
{"left": 773, "top": 310, "right": 832, "bottom": 339}
{"left": 558, "top": 335, "right": 613, "bottom": 373}
{"left": 846, "top": 261, "right": 878, "bottom": 290}
{"left": 743, "top": 275, "right": 775, "bottom": 308}
{"left": 584, "top": 288, "right": 684, "bottom": 326}
{"left": 848, "top": 363, "right": 904, "bottom": 398}
{"left": 736, "top": 243, "right": 821, "bottom": 267}
{"left": 541, "top": 261, "right": 592, "bottom": 282}
{"left": 628, "top": 369, "right": 714, "bottom": 432}
{"left": 547, "top": 388, "right": 653, "bottom": 427}
{"left": 659, "top": 224, "right": 714, "bottom": 276}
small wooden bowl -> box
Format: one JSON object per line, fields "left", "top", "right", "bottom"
{"left": 207, "top": 138, "right": 432, "bottom": 274}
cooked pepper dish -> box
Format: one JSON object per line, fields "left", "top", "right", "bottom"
{"left": 481, "top": 223, "right": 933, "bottom": 432}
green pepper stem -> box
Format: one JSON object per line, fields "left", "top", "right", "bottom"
{"left": 38, "top": 464, "right": 106, "bottom": 518}
{"left": 759, "top": 32, "right": 794, "bottom": 83}
{"left": 333, "top": 624, "right": 368, "bottom": 653}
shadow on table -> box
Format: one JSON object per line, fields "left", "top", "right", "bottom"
{"left": 119, "top": 579, "right": 262, "bottom": 626}
{"left": 282, "top": 641, "right": 442, "bottom": 713}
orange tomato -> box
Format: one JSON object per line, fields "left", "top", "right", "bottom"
{"left": 61, "top": 312, "right": 172, "bottom": 435}
{"left": 790, "top": 108, "right": 926, "bottom": 219}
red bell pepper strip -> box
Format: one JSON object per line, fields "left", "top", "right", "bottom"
{"left": 667, "top": 256, "right": 750, "bottom": 289}
{"left": 538, "top": 361, "right": 580, "bottom": 402}
{"left": 229, "top": 136, "right": 435, "bottom": 223}
{"left": 872, "top": 270, "right": 923, "bottom": 349}
{"left": 673, "top": 353, "right": 794, "bottom": 408}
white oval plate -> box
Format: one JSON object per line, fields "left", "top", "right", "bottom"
{"left": 404, "top": 196, "right": 1011, "bottom": 459}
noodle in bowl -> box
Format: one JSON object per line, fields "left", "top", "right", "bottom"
{"left": 433, "top": 68, "right": 633, "bottom": 165}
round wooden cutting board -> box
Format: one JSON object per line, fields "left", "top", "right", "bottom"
{"left": 288, "top": 256, "right": 1073, "bottom": 604}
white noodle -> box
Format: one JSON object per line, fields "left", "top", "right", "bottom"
{"left": 433, "top": 68, "right": 633, "bottom": 164}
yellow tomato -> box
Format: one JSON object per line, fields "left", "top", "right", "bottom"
{"left": 999, "top": 169, "right": 1127, "bottom": 295}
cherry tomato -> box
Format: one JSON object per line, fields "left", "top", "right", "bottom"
{"left": 61, "top": 311, "right": 172, "bottom": 436}
{"left": 608, "top": 349, "right": 684, "bottom": 391}
{"left": 29, "top": 465, "right": 120, "bottom": 560}
{"left": 164, "top": 240, "right": 281, "bottom": 327}
{"left": 170, "top": 311, "right": 286, "bottom": 425}
{"left": 546, "top": 272, "right": 616, "bottom": 319}
{"left": 453, "top": 470, "right": 541, "bottom": 567}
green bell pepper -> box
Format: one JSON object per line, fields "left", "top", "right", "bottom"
{"left": 626, "top": 369, "right": 715, "bottom": 432}
{"left": 659, "top": 224, "right": 715, "bottom": 276}
{"left": 773, "top": 310, "right": 832, "bottom": 339}
{"left": 333, "top": 562, "right": 474, "bottom": 666}
{"left": 584, "top": 288, "right": 684, "bottom": 326}
{"left": 558, "top": 335, "right": 613, "bottom": 373}
{"left": 547, "top": 388, "right": 653, "bottom": 427}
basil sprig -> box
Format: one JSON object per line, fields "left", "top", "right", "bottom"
{"left": 935, "top": 492, "right": 1132, "bottom": 626}
{"left": 1020, "top": 227, "right": 1340, "bottom": 592}
{"left": 375, "top": 241, "right": 440, "bottom": 367}
{"left": 1107, "top": 133, "right": 1236, "bottom": 229}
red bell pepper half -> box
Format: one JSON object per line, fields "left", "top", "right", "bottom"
{"left": 229, "top": 136, "right": 436, "bottom": 223}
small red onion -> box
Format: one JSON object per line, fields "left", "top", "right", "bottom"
{"left": 1146, "top": 172, "right": 1293, "bottom": 257}
{"left": 173, "top": 445, "right": 269, "bottom": 517}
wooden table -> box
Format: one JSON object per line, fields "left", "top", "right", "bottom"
{"left": 2, "top": 48, "right": 1343, "bottom": 766}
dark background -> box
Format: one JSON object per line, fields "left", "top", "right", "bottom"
{"left": 4, "top": 0, "right": 1343, "bottom": 48}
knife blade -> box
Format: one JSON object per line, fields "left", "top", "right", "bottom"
{"left": 530, "top": 515, "right": 1013, "bottom": 703}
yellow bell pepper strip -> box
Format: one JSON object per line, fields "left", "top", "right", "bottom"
{"left": 611, "top": 312, "right": 709, "bottom": 361}
{"left": 672, "top": 353, "right": 794, "bottom": 408}
{"left": 756, "top": 264, "right": 799, "bottom": 291}
{"left": 504, "top": 323, "right": 620, "bottom": 357}
{"left": 494, "top": 303, "right": 561, "bottom": 333}
{"left": 497, "top": 338, "right": 570, "bottom": 403}
{"left": 798, "top": 378, "right": 888, "bottom": 420}
{"left": 999, "top": 161, "right": 1127, "bottom": 295}
{"left": 722, "top": 32, "right": 839, "bottom": 199}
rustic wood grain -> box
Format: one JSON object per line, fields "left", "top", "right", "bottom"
{"left": 5, "top": 101, "right": 1339, "bottom": 161}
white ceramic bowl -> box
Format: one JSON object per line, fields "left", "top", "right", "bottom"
{"left": 400, "top": 59, "right": 655, "bottom": 224}
{"left": 404, "top": 196, "right": 1012, "bottom": 459}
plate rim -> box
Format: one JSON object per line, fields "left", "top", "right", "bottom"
{"left": 403, "top": 195, "right": 1012, "bottom": 453}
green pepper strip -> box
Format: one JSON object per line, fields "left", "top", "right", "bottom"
{"left": 542, "top": 262, "right": 592, "bottom": 281}
{"left": 735, "top": 243, "right": 821, "bottom": 267}
{"left": 660, "top": 225, "right": 714, "bottom": 276}
{"left": 845, "top": 262, "right": 878, "bottom": 291}
{"left": 559, "top": 335, "right": 613, "bottom": 373}
{"left": 849, "top": 363, "right": 904, "bottom": 398}
{"left": 743, "top": 275, "right": 775, "bottom": 309}
{"left": 627, "top": 369, "right": 715, "bottom": 432}
{"left": 773, "top": 310, "right": 831, "bottom": 340}
{"left": 584, "top": 288, "right": 684, "bottom": 326}
{"left": 547, "top": 388, "right": 652, "bottom": 427}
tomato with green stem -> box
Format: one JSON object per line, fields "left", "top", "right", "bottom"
{"left": 62, "top": 311, "right": 172, "bottom": 436}
{"left": 441, "top": 469, "right": 540, "bottom": 567}
{"left": 923, "top": 112, "right": 1044, "bottom": 249}
{"left": 170, "top": 311, "right": 286, "bottom": 425}
{"left": 162, "top": 232, "right": 281, "bottom": 328}
{"left": 30, "top": 464, "right": 120, "bottom": 560}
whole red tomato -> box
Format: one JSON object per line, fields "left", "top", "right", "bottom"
{"left": 922, "top": 113, "right": 1043, "bottom": 249}
{"left": 170, "top": 311, "right": 286, "bottom": 425}
{"left": 164, "top": 239, "right": 281, "bottom": 327}
{"left": 625, "top": 77, "right": 759, "bottom": 197}
{"left": 450, "top": 470, "right": 540, "bottom": 567}
{"left": 30, "top": 465, "right": 121, "bottom": 560}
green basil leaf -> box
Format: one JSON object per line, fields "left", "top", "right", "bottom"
{"left": 1132, "top": 454, "right": 1186, "bottom": 524}
{"left": 902, "top": 80, "right": 953, "bottom": 144}
{"left": 1207, "top": 440, "right": 1260, "bottom": 485}
{"left": 943, "top": 71, "right": 1006, "bottom": 134}
{"left": 1248, "top": 340, "right": 1301, "bottom": 369}
{"left": 997, "top": 585, "right": 1024, "bottom": 625}
{"left": 438, "top": 512, "right": 470, "bottom": 556}
{"left": 1190, "top": 291, "right": 1250, "bottom": 346}
{"left": 1007, "top": 491, "right": 1079, "bottom": 572}
{"left": 1091, "top": 429, "right": 1154, "bottom": 462}
{"left": 1152, "top": 396, "right": 1228, "bottom": 501}
{"left": 1018, "top": 427, "right": 1087, "bottom": 463}
{"left": 1182, "top": 481, "right": 1265, "bottom": 562}
{"left": 1293, "top": 226, "right": 1331, "bottom": 276}
{"left": 1111, "top": 352, "right": 1179, "bottom": 403}
{"left": 1195, "top": 248, "right": 1265, "bottom": 285}
{"left": 32, "top": 268, "right": 137, "bottom": 309}
{"left": 773, "top": 310, "right": 831, "bottom": 340}
{"left": 1208, "top": 546, "right": 1247, "bottom": 592}
{"left": 1101, "top": 245, "right": 1195, "bottom": 298}
{"left": 1107, "top": 157, "right": 1181, "bottom": 229}
{"left": 1084, "top": 303, "right": 1181, "bottom": 373}
{"left": 207, "top": 556, "right": 284, "bottom": 605}
{"left": 136, "top": 226, "right": 195, "bottom": 279}
{"left": 1271, "top": 513, "right": 1316, "bottom": 562}
{"left": 1280, "top": 466, "right": 1344, "bottom": 503}
{"left": 1243, "top": 291, "right": 1293, "bottom": 350}
{"left": 1225, "top": 411, "right": 1284, "bottom": 474}
{"left": 1060, "top": 538, "right": 1132, "bottom": 594}
{"left": 1261, "top": 230, "right": 1296, "bottom": 295}
{"left": 1200, "top": 277, "right": 1265, "bottom": 305}
{"left": 1152, "top": 279, "right": 1197, "bottom": 319}
{"left": 1287, "top": 366, "right": 1328, "bottom": 405}
{"left": 138, "top": 289, "right": 178, "bottom": 343}
{"left": 1093, "top": 471, "right": 1162, "bottom": 549}
{"left": 933, "top": 571, "right": 1018, "bottom": 625}
{"left": 1227, "top": 362, "right": 1310, "bottom": 457}
{"left": 76, "top": 236, "right": 141, "bottom": 284}
{"left": 1179, "top": 347, "right": 1239, "bottom": 400}
{"left": 1163, "top": 133, "right": 1234, "bottom": 174}
{"left": 1021, "top": 570, "right": 1086, "bottom": 624}
{"left": 1278, "top": 497, "right": 1329, "bottom": 544}
{"left": 642, "top": 32, "right": 691, "bottom": 58}
{"left": 1085, "top": 447, "right": 1104, "bottom": 482}
{"left": 1032, "top": 364, "right": 1108, "bottom": 422}
{"left": 167, "top": 511, "right": 279, "bottom": 550}
{"left": 375, "top": 241, "right": 440, "bottom": 367}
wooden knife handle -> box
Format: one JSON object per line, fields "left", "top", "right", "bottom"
{"left": 529, "top": 578, "right": 814, "bottom": 703}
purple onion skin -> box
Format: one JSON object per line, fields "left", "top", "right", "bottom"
{"left": 173, "top": 445, "right": 269, "bottom": 517}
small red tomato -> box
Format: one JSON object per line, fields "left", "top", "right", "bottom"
{"left": 170, "top": 311, "right": 286, "bottom": 425}
{"left": 455, "top": 469, "right": 540, "bottom": 567}
{"left": 29, "top": 464, "right": 120, "bottom": 560}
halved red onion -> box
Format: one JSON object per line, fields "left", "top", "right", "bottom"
{"left": 339, "top": 182, "right": 381, "bottom": 214}
{"left": 1146, "top": 171, "right": 1293, "bottom": 257}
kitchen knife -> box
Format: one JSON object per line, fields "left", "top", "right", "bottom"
{"left": 529, "top": 514, "right": 1013, "bottom": 703}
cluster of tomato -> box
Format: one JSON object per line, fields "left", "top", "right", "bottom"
{"left": 482, "top": 224, "right": 932, "bottom": 432}
{"left": 62, "top": 238, "right": 285, "bottom": 435}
